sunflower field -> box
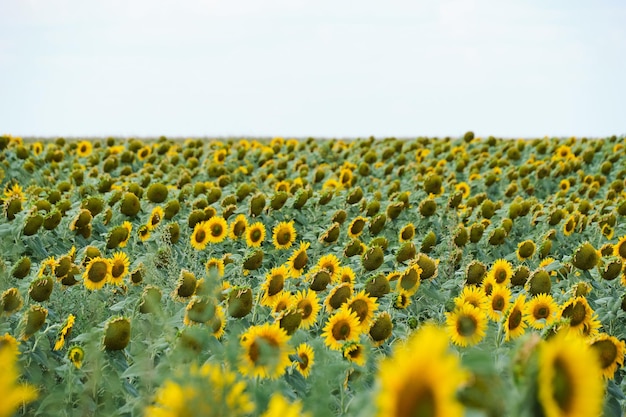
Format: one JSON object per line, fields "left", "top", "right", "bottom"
{"left": 2, "top": 132, "right": 626, "bottom": 417}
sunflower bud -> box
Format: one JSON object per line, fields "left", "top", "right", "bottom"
{"left": 511, "top": 265, "right": 530, "bottom": 287}
{"left": 29, "top": 276, "right": 54, "bottom": 302}
{"left": 415, "top": 253, "right": 438, "bottom": 280}
{"left": 278, "top": 309, "right": 302, "bottom": 335}
{"left": 185, "top": 297, "right": 216, "bottom": 324}
{"left": 346, "top": 187, "right": 363, "bottom": 205}
{"left": 366, "top": 200, "right": 380, "bottom": 216}
{"left": 362, "top": 246, "right": 384, "bottom": 271}
{"left": 453, "top": 226, "right": 468, "bottom": 247}
{"left": 368, "top": 214, "right": 386, "bottom": 236}
{"left": 1, "top": 288, "right": 24, "bottom": 315}
{"left": 365, "top": 274, "right": 390, "bottom": 298}
{"left": 326, "top": 283, "right": 352, "bottom": 310}
{"left": 572, "top": 242, "right": 599, "bottom": 271}
{"left": 488, "top": 228, "right": 507, "bottom": 246}
{"left": 5, "top": 197, "right": 22, "bottom": 221}
{"left": 227, "top": 287, "right": 253, "bottom": 318}
{"left": 139, "top": 286, "right": 162, "bottom": 314}
{"left": 11, "top": 256, "right": 31, "bottom": 279}
{"left": 369, "top": 312, "right": 392, "bottom": 345}
{"left": 600, "top": 257, "right": 623, "bottom": 281}
{"left": 320, "top": 222, "right": 341, "bottom": 244}
{"left": 146, "top": 183, "right": 168, "bottom": 203}
{"left": 120, "top": 192, "right": 141, "bottom": 217}
{"left": 243, "top": 250, "right": 264, "bottom": 270}
{"left": 418, "top": 199, "right": 437, "bottom": 217}
{"left": 344, "top": 239, "right": 365, "bottom": 258}
{"left": 21, "top": 305, "right": 48, "bottom": 340}
{"left": 293, "top": 189, "right": 309, "bottom": 209}
{"left": 421, "top": 231, "right": 437, "bottom": 253}
{"left": 527, "top": 270, "right": 552, "bottom": 296}
{"left": 395, "top": 242, "right": 417, "bottom": 264}
{"left": 386, "top": 202, "right": 404, "bottom": 220}
{"left": 175, "top": 270, "right": 197, "bottom": 299}
{"left": 103, "top": 317, "right": 131, "bottom": 351}
{"left": 249, "top": 193, "right": 266, "bottom": 217}
{"left": 466, "top": 260, "right": 487, "bottom": 286}
{"left": 270, "top": 191, "right": 289, "bottom": 211}
{"left": 310, "top": 269, "right": 331, "bottom": 291}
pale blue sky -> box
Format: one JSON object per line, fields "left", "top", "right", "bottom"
{"left": 1, "top": 0, "right": 624, "bottom": 139}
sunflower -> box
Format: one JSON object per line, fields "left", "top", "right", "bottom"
{"left": 239, "top": 322, "right": 292, "bottom": 379}
{"left": 537, "top": 332, "right": 603, "bottom": 417}
{"left": 109, "top": 252, "right": 130, "bottom": 285}
{"left": 589, "top": 333, "right": 626, "bottom": 379}
{"left": 38, "top": 256, "right": 57, "bottom": 277}
{"left": 209, "top": 305, "right": 226, "bottom": 339}
{"left": 488, "top": 259, "right": 513, "bottom": 286}
{"left": 316, "top": 253, "right": 341, "bottom": 283}
{"left": 117, "top": 221, "right": 132, "bottom": 247}
{"left": 454, "top": 285, "right": 489, "bottom": 311}
{"left": 562, "top": 215, "right": 576, "bottom": 236}
{"left": 271, "top": 292, "right": 294, "bottom": 315}
{"left": 213, "top": 148, "right": 227, "bottom": 164}
{"left": 138, "top": 224, "right": 151, "bottom": 242}
{"left": 0, "top": 333, "right": 19, "bottom": 355}
{"left": 287, "top": 242, "right": 309, "bottom": 277}
{"left": 614, "top": 235, "right": 626, "bottom": 260}
{"left": 261, "top": 266, "right": 289, "bottom": 307}
{"left": 261, "top": 394, "right": 310, "bottom": 417}
{"left": 455, "top": 181, "right": 471, "bottom": 199}
{"left": 324, "top": 283, "right": 353, "bottom": 312}
{"left": 343, "top": 342, "right": 366, "bottom": 366}
{"left": 396, "top": 264, "right": 422, "bottom": 296}
{"left": 190, "top": 220, "right": 210, "bottom": 250}
{"left": 376, "top": 324, "right": 465, "bottom": 417}
{"left": 205, "top": 216, "right": 228, "bottom": 244}
{"left": 229, "top": 214, "right": 248, "bottom": 240}
{"left": 516, "top": 240, "right": 536, "bottom": 261}
{"left": 245, "top": 222, "right": 266, "bottom": 248}
{"left": 272, "top": 221, "right": 296, "bottom": 249}
{"left": 322, "top": 308, "right": 362, "bottom": 350}
{"left": 559, "top": 297, "right": 593, "bottom": 335}
{"left": 293, "top": 343, "right": 315, "bottom": 378}
{"left": 524, "top": 294, "right": 558, "bottom": 329}
{"left": 398, "top": 223, "right": 416, "bottom": 242}
{"left": 137, "top": 145, "right": 151, "bottom": 161}
{"left": 446, "top": 304, "right": 488, "bottom": 347}
{"left": 147, "top": 206, "right": 164, "bottom": 230}
{"left": 393, "top": 290, "right": 411, "bottom": 309}
{"left": 76, "top": 140, "right": 93, "bottom": 157}
{"left": 339, "top": 266, "right": 356, "bottom": 284}
{"left": 294, "top": 289, "right": 320, "bottom": 329}
{"left": 504, "top": 294, "right": 527, "bottom": 342}
{"left": 486, "top": 285, "right": 511, "bottom": 322}
{"left": 0, "top": 346, "right": 38, "bottom": 415}
{"left": 348, "top": 216, "right": 367, "bottom": 239}
{"left": 83, "top": 257, "right": 112, "bottom": 290}
{"left": 53, "top": 314, "right": 76, "bottom": 351}
{"left": 205, "top": 257, "right": 225, "bottom": 277}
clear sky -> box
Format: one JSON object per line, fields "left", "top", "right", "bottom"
{"left": 1, "top": 0, "right": 625, "bottom": 139}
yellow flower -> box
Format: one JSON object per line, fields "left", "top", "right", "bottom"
{"left": 348, "top": 216, "right": 367, "bottom": 239}
{"left": 287, "top": 242, "right": 309, "bottom": 278}
{"left": 147, "top": 206, "right": 164, "bottom": 230}
{"left": 294, "top": 289, "right": 320, "bottom": 329}
{"left": 205, "top": 257, "right": 225, "bottom": 277}
{"left": 190, "top": 221, "right": 210, "bottom": 250}
{"left": 321, "top": 308, "right": 361, "bottom": 350}
{"left": 245, "top": 222, "right": 266, "bottom": 248}
{"left": 260, "top": 266, "right": 289, "bottom": 307}
{"left": 0, "top": 347, "right": 38, "bottom": 417}
{"left": 205, "top": 216, "right": 228, "bottom": 244}
{"left": 446, "top": 304, "right": 488, "bottom": 347}
{"left": 488, "top": 259, "right": 513, "bottom": 286}
{"left": 293, "top": 343, "right": 315, "bottom": 378}
{"left": 239, "top": 323, "right": 292, "bottom": 379}
{"left": 343, "top": 342, "right": 366, "bottom": 367}
{"left": 53, "top": 314, "right": 76, "bottom": 351}
{"left": 486, "top": 285, "right": 511, "bottom": 322}
{"left": 537, "top": 332, "right": 603, "bottom": 417}
{"left": 83, "top": 257, "right": 112, "bottom": 290}
{"left": 376, "top": 324, "right": 465, "bottom": 417}
{"left": 614, "top": 235, "right": 626, "bottom": 260}
{"left": 261, "top": 393, "right": 310, "bottom": 417}
{"left": 524, "top": 294, "right": 558, "bottom": 329}
{"left": 454, "top": 285, "right": 489, "bottom": 311}
{"left": 589, "top": 333, "right": 626, "bottom": 379}
{"left": 504, "top": 294, "right": 527, "bottom": 342}
{"left": 345, "top": 290, "right": 379, "bottom": 331}
{"left": 315, "top": 253, "right": 341, "bottom": 283}
{"left": 68, "top": 346, "right": 84, "bottom": 369}
{"left": 229, "top": 214, "right": 248, "bottom": 240}
{"left": 398, "top": 223, "right": 416, "bottom": 242}
{"left": 109, "top": 252, "right": 130, "bottom": 285}
{"left": 455, "top": 181, "right": 471, "bottom": 199}
{"left": 76, "top": 140, "right": 93, "bottom": 157}
{"left": 272, "top": 221, "right": 296, "bottom": 249}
